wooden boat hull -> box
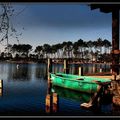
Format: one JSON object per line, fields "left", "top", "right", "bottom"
{"left": 50, "top": 73, "right": 111, "bottom": 94}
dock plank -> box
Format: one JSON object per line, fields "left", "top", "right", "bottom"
{"left": 89, "top": 75, "right": 114, "bottom": 80}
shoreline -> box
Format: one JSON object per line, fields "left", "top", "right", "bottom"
{"left": 0, "top": 59, "right": 112, "bottom": 65}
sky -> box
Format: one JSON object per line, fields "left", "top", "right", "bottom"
{"left": 0, "top": 3, "right": 115, "bottom": 53}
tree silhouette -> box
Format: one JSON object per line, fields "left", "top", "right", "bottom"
{"left": 103, "top": 39, "right": 112, "bottom": 54}
{"left": 11, "top": 44, "right": 32, "bottom": 59}
{"left": 35, "top": 45, "right": 43, "bottom": 59}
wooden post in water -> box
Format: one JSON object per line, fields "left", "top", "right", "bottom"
{"left": 45, "top": 58, "right": 53, "bottom": 113}
{"left": 100, "top": 68, "right": 102, "bottom": 73}
{"left": 45, "top": 92, "right": 59, "bottom": 113}
{"left": 45, "top": 94, "right": 53, "bottom": 113}
{"left": 52, "top": 93, "right": 59, "bottom": 113}
{"left": 78, "top": 67, "right": 83, "bottom": 76}
{"left": 0, "top": 80, "right": 3, "bottom": 88}
{"left": 110, "top": 69, "right": 113, "bottom": 74}
{"left": 47, "top": 58, "right": 52, "bottom": 82}
{"left": 63, "top": 59, "right": 69, "bottom": 74}
{"left": 0, "top": 80, "right": 3, "bottom": 96}
{"left": 92, "top": 65, "right": 96, "bottom": 73}
{"left": 47, "top": 58, "right": 53, "bottom": 94}
{"left": 47, "top": 59, "right": 59, "bottom": 113}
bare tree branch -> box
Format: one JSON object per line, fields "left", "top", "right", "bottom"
{"left": 0, "top": 3, "right": 25, "bottom": 52}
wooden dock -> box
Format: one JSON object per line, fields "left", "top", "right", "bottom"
{"left": 80, "top": 75, "right": 114, "bottom": 109}
{"left": 89, "top": 75, "right": 114, "bottom": 80}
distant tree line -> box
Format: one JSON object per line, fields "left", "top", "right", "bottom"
{"left": 0, "top": 38, "right": 112, "bottom": 63}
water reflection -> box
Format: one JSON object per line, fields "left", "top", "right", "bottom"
{"left": 50, "top": 63, "right": 111, "bottom": 75}
{"left": 0, "top": 62, "right": 111, "bottom": 82}
{"left": 35, "top": 64, "right": 47, "bottom": 80}
{"left": 52, "top": 64, "right": 63, "bottom": 73}
{"left": 52, "top": 86, "right": 92, "bottom": 103}
{"left": 11, "top": 64, "right": 32, "bottom": 81}
{"left": 0, "top": 62, "right": 114, "bottom": 115}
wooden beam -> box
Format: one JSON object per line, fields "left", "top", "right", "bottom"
{"left": 111, "top": 50, "right": 120, "bottom": 54}
{"left": 89, "top": 75, "right": 114, "bottom": 80}
{"left": 112, "top": 10, "right": 119, "bottom": 75}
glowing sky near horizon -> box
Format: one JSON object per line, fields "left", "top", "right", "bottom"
{"left": 0, "top": 3, "right": 115, "bottom": 53}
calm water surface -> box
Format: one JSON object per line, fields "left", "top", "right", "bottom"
{"left": 0, "top": 62, "right": 114, "bottom": 116}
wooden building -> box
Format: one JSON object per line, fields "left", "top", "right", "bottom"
{"left": 90, "top": 4, "right": 120, "bottom": 106}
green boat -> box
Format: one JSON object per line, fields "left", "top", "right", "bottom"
{"left": 50, "top": 73, "right": 111, "bottom": 94}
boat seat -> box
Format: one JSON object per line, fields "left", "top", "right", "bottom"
{"left": 55, "top": 74, "right": 63, "bottom": 77}
{"left": 77, "top": 78, "right": 84, "bottom": 80}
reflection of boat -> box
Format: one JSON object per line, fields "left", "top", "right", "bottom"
{"left": 52, "top": 86, "right": 92, "bottom": 102}
{"left": 50, "top": 73, "right": 111, "bottom": 94}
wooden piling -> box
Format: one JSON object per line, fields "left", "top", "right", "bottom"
{"left": 47, "top": 58, "right": 52, "bottom": 82}
{"left": 47, "top": 58, "right": 53, "bottom": 96}
{"left": 47, "top": 81, "right": 52, "bottom": 94}
{"left": 45, "top": 94, "right": 53, "bottom": 113}
{"left": 92, "top": 65, "right": 96, "bottom": 73}
{"left": 110, "top": 69, "right": 112, "bottom": 74}
{"left": 63, "top": 59, "right": 69, "bottom": 74}
{"left": 0, "top": 89, "right": 2, "bottom": 96}
{"left": 46, "top": 59, "right": 59, "bottom": 113}
{"left": 45, "top": 93, "right": 59, "bottom": 113}
{"left": 100, "top": 68, "right": 102, "bottom": 73}
{"left": 53, "top": 93, "right": 59, "bottom": 113}
{"left": 0, "top": 80, "right": 3, "bottom": 96}
{"left": 78, "top": 67, "right": 83, "bottom": 76}
{"left": 0, "top": 80, "right": 3, "bottom": 88}
{"left": 111, "top": 10, "right": 119, "bottom": 75}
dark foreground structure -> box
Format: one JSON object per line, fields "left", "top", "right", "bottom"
{"left": 90, "top": 4, "right": 120, "bottom": 75}
{"left": 91, "top": 4, "right": 120, "bottom": 108}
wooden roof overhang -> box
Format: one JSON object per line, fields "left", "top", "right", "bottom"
{"left": 90, "top": 4, "right": 120, "bottom": 13}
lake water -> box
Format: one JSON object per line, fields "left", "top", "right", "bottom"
{"left": 0, "top": 62, "right": 117, "bottom": 117}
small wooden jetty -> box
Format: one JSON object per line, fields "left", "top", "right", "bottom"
{"left": 80, "top": 79, "right": 112, "bottom": 109}
{"left": 80, "top": 74, "right": 120, "bottom": 109}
